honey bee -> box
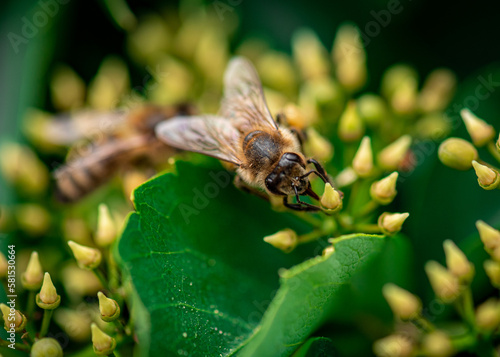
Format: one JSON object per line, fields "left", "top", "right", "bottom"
{"left": 53, "top": 104, "right": 195, "bottom": 202}
{"left": 155, "top": 57, "right": 332, "bottom": 212}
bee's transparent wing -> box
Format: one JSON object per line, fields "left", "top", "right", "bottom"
{"left": 36, "top": 110, "right": 128, "bottom": 146}
{"left": 155, "top": 115, "right": 243, "bottom": 165}
{"left": 220, "top": 57, "right": 278, "bottom": 132}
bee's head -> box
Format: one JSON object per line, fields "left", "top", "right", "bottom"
{"left": 265, "top": 153, "right": 310, "bottom": 196}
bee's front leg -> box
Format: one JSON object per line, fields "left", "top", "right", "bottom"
{"left": 282, "top": 196, "right": 321, "bottom": 212}
{"left": 306, "top": 158, "right": 332, "bottom": 184}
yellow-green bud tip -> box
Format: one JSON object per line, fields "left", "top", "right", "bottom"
{"left": 476, "top": 220, "right": 500, "bottom": 251}
{"left": 338, "top": 101, "right": 364, "bottom": 142}
{"left": 305, "top": 128, "right": 334, "bottom": 162}
{"left": 370, "top": 172, "right": 398, "bottom": 205}
{"left": 484, "top": 260, "right": 500, "bottom": 288}
{"left": 96, "top": 203, "right": 117, "bottom": 247}
{"left": 22, "top": 251, "right": 43, "bottom": 290}
{"left": 438, "top": 138, "right": 478, "bottom": 170}
{"left": 422, "top": 331, "right": 453, "bottom": 357}
{"left": 373, "top": 334, "right": 414, "bottom": 357}
{"left": 377, "top": 135, "right": 412, "bottom": 171}
{"left": 475, "top": 298, "right": 500, "bottom": 332}
{"left": 424, "top": 261, "right": 460, "bottom": 302}
{"left": 378, "top": 212, "right": 409, "bottom": 236}
{"left": 472, "top": 160, "right": 500, "bottom": 190}
{"left": 91, "top": 322, "right": 116, "bottom": 355}
{"left": 353, "top": 136, "right": 373, "bottom": 177}
{"left": 0, "top": 252, "right": 7, "bottom": 278}
{"left": 461, "top": 108, "right": 495, "bottom": 147}
{"left": 0, "top": 303, "right": 24, "bottom": 329}
{"left": 98, "top": 291, "right": 120, "bottom": 321}
{"left": 443, "top": 240, "right": 474, "bottom": 282}
{"left": 263, "top": 229, "right": 298, "bottom": 253}
{"left": 382, "top": 283, "right": 421, "bottom": 319}
{"left": 31, "top": 338, "right": 63, "bottom": 357}
{"left": 320, "top": 183, "right": 343, "bottom": 212}
{"left": 39, "top": 272, "right": 59, "bottom": 305}
{"left": 68, "top": 240, "right": 102, "bottom": 269}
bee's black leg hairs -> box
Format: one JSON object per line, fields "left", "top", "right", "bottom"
{"left": 290, "top": 128, "right": 305, "bottom": 151}
{"left": 282, "top": 196, "right": 321, "bottom": 212}
{"left": 233, "top": 176, "right": 269, "bottom": 201}
{"left": 307, "top": 158, "right": 332, "bottom": 184}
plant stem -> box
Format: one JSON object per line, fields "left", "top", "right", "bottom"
{"left": 354, "top": 200, "right": 379, "bottom": 218}
{"left": 0, "top": 338, "right": 30, "bottom": 352}
{"left": 291, "top": 211, "right": 323, "bottom": 228}
{"left": 26, "top": 290, "right": 36, "bottom": 318}
{"left": 410, "top": 315, "right": 435, "bottom": 333}
{"left": 39, "top": 309, "right": 53, "bottom": 338}
{"left": 487, "top": 141, "right": 500, "bottom": 164}
{"left": 297, "top": 230, "right": 325, "bottom": 245}
{"left": 94, "top": 269, "right": 111, "bottom": 291}
{"left": 457, "top": 287, "right": 476, "bottom": 329}
{"left": 352, "top": 223, "right": 381, "bottom": 233}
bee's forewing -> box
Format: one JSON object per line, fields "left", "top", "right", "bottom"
{"left": 43, "top": 110, "right": 128, "bottom": 146}
{"left": 155, "top": 115, "right": 243, "bottom": 165}
{"left": 220, "top": 57, "right": 278, "bottom": 132}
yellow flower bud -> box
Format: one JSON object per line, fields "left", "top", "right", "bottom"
{"left": 37, "top": 273, "right": 61, "bottom": 309}
{"left": 320, "top": 183, "right": 343, "bottom": 212}
{"left": 357, "top": 94, "right": 388, "bottom": 127}
{"left": 352, "top": 136, "right": 373, "bottom": 178}
{"left": 53, "top": 308, "right": 92, "bottom": 342}
{"left": 443, "top": 240, "right": 474, "bottom": 282}
{"left": 391, "top": 77, "right": 418, "bottom": 115}
{"left": 425, "top": 261, "right": 460, "bottom": 302}
{"left": 292, "top": 28, "right": 330, "bottom": 80}
{"left": 95, "top": 204, "right": 117, "bottom": 247}
{"left": 461, "top": 108, "right": 495, "bottom": 147}
{"left": 373, "top": 334, "right": 414, "bottom": 357}
{"left": 382, "top": 283, "right": 422, "bottom": 319}
{"left": 370, "top": 172, "right": 398, "bottom": 205}
{"left": 0, "top": 143, "right": 49, "bottom": 196}
{"left": 476, "top": 220, "right": 500, "bottom": 251}
{"left": 332, "top": 23, "right": 367, "bottom": 92}
{"left": 91, "top": 322, "right": 116, "bottom": 356}
{"left": 422, "top": 330, "right": 454, "bottom": 357}
{"left": 263, "top": 229, "right": 298, "bottom": 253}
{"left": 68, "top": 241, "right": 102, "bottom": 270}
{"left": 16, "top": 204, "right": 51, "bottom": 236}
{"left": 497, "top": 132, "right": 500, "bottom": 152}
{"left": 282, "top": 103, "right": 309, "bottom": 130}
{"left": 472, "top": 161, "right": 500, "bottom": 190}
{"left": 418, "top": 69, "right": 456, "bottom": 113}
{"left": 31, "top": 338, "right": 63, "bottom": 357}
{"left": 381, "top": 65, "right": 418, "bottom": 100}
{"left": 21, "top": 251, "right": 43, "bottom": 290}
{"left": 98, "top": 292, "right": 120, "bottom": 322}
{"left": 378, "top": 212, "right": 409, "bottom": 236}
{"left": 304, "top": 128, "right": 334, "bottom": 163}
{"left": 50, "top": 64, "right": 85, "bottom": 111}
{"left": 484, "top": 260, "right": 500, "bottom": 288}
{"left": 335, "top": 167, "right": 358, "bottom": 188}
{"left": 0, "top": 252, "right": 7, "bottom": 278}
{"left": 377, "top": 135, "right": 412, "bottom": 171}
{"left": 438, "top": 138, "right": 478, "bottom": 170}
{"left": 338, "top": 101, "right": 364, "bottom": 142}
{"left": 1, "top": 303, "right": 26, "bottom": 331}
{"left": 476, "top": 298, "right": 500, "bottom": 331}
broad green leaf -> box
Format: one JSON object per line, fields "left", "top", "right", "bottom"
{"left": 292, "top": 337, "right": 337, "bottom": 357}
{"left": 118, "top": 161, "right": 393, "bottom": 356}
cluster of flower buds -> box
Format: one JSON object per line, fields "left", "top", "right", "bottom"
{"left": 438, "top": 109, "right": 500, "bottom": 190}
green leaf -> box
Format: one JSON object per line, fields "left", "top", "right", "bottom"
{"left": 291, "top": 337, "right": 337, "bottom": 357}
{"left": 117, "top": 161, "right": 392, "bottom": 356}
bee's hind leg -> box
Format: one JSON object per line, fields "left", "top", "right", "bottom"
{"left": 233, "top": 175, "right": 269, "bottom": 201}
